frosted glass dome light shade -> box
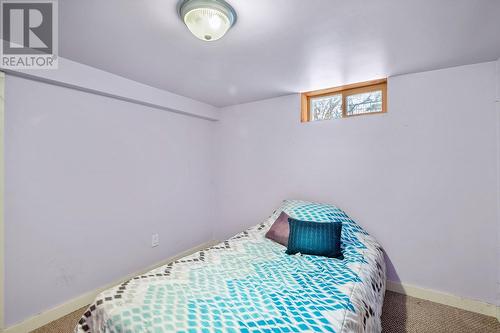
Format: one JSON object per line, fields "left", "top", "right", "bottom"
{"left": 179, "top": 0, "right": 237, "bottom": 42}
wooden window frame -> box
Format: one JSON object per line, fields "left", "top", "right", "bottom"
{"left": 301, "top": 78, "right": 387, "bottom": 122}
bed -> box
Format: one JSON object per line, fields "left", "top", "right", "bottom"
{"left": 75, "top": 200, "right": 386, "bottom": 333}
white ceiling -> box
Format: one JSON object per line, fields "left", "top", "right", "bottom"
{"left": 60, "top": 0, "right": 500, "bottom": 107}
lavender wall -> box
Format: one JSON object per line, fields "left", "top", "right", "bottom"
{"left": 4, "top": 75, "right": 216, "bottom": 326}
{"left": 215, "top": 62, "right": 498, "bottom": 305}
{"left": 496, "top": 58, "right": 500, "bottom": 308}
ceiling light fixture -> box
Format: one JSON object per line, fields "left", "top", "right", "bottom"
{"left": 179, "top": 0, "right": 237, "bottom": 42}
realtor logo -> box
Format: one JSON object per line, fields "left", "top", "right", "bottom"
{"left": 1, "top": 0, "right": 58, "bottom": 69}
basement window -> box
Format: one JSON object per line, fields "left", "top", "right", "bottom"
{"left": 301, "top": 79, "right": 387, "bottom": 122}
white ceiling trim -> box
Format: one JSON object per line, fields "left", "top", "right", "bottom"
{"left": 0, "top": 53, "right": 219, "bottom": 121}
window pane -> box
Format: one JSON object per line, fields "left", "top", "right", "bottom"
{"left": 346, "top": 90, "right": 382, "bottom": 116}
{"left": 309, "top": 94, "right": 342, "bottom": 121}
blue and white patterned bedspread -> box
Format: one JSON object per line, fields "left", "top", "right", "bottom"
{"left": 76, "top": 200, "right": 386, "bottom": 333}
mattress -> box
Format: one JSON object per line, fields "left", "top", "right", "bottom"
{"left": 76, "top": 202, "right": 386, "bottom": 333}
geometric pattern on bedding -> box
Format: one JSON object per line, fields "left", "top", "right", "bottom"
{"left": 75, "top": 200, "right": 386, "bottom": 333}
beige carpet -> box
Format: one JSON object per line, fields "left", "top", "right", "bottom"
{"left": 381, "top": 291, "right": 499, "bottom": 333}
{"left": 31, "top": 291, "right": 499, "bottom": 333}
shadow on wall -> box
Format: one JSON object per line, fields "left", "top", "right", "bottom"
{"left": 382, "top": 253, "right": 408, "bottom": 332}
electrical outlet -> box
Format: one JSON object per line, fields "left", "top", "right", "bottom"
{"left": 151, "top": 233, "right": 159, "bottom": 247}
